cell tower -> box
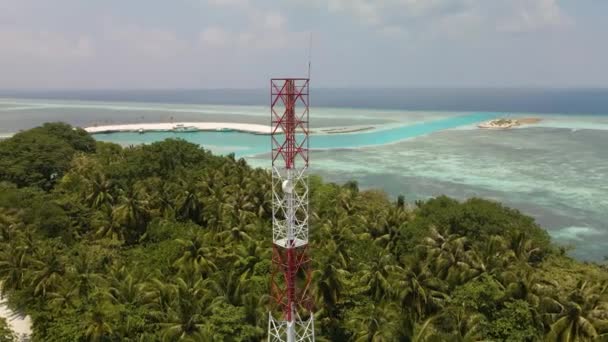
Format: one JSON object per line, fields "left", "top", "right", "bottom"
{"left": 268, "top": 78, "right": 314, "bottom": 342}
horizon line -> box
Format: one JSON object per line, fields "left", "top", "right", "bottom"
{"left": 1, "top": 86, "right": 608, "bottom": 92}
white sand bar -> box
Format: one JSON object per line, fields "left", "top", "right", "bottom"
{"left": 0, "top": 297, "right": 32, "bottom": 340}
{"left": 84, "top": 122, "right": 272, "bottom": 134}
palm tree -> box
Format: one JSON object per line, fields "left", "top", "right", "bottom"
{"left": 318, "top": 214, "right": 356, "bottom": 269}
{"left": 408, "top": 315, "right": 439, "bottom": 342}
{"left": 173, "top": 233, "right": 217, "bottom": 277}
{"left": 360, "top": 253, "right": 399, "bottom": 302}
{"left": 241, "top": 293, "right": 267, "bottom": 329}
{"left": 398, "top": 257, "right": 448, "bottom": 321}
{"left": 349, "top": 304, "right": 398, "bottom": 342}
{"left": 502, "top": 270, "right": 549, "bottom": 307}
{"left": 232, "top": 240, "right": 268, "bottom": 279}
{"left": 546, "top": 280, "right": 608, "bottom": 339}
{"left": 142, "top": 277, "right": 176, "bottom": 321}
{"left": 423, "top": 227, "right": 484, "bottom": 286}
{"left": 441, "top": 307, "right": 485, "bottom": 342}
{"left": 136, "top": 177, "right": 176, "bottom": 219}
{"left": 0, "top": 208, "right": 22, "bottom": 243}
{"left": 83, "top": 300, "right": 115, "bottom": 342}
{"left": 30, "top": 252, "right": 66, "bottom": 297}
{"left": 372, "top": 206, "right": 409, "bottom": 254}
{"left": 479, "top": 235, "right": 515, "bottom": 274}
{"left": 68, "top": 252, "right": 104, "bottom": 299}
{"left": 363, "top": 210, "right": 390, "bottom": 240}
{"left": 203, "top": 187, "right": 235, "bottom": 233}
{"left": 0, "top": 240, "right": 29, "bottom": 293}
{"left": 114, "top": 186, "right": 150, "bottom": 241}
{"left": 176, "top": 180, "right": 203, "bottom": 224}
{"left": 106, "top": 266, "right": 142, "bottom": 306}
{"left": 217, "top": 210, "right": 255, "bottom": 244}
{"left": 85, "top": 172, "right": 115, "bottom": 209}
{"left": 509, "top": 231, "right": 543, "bottom": 264}
{"left": 244, "top": 174, "right": 272, "bottom": 218}
{"left": 546, "top": 303, "right": 600, "bottom": 341}
{"left": 158, "top": 276, "right": 213, "bottom": 341}
{"left": 92, "top": 206, "right": 125, "bottom": 242}
{"left": 209, "top": 270, "right": 244, "bottom": 306}
{"left": 312, "top": 253, "right": 346, "bottom": 317}
{"left": 47, "top": 284, "right": 80, "bottom": 311}
{"left": 156, "top": 180, "right": 177, "bottom": 219}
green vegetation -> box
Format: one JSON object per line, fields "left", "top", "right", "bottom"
{"left": 0, "top": 123, "right": 607, "bottom": 341}
{"left": 0, "top": 318, "right": 15, "bottom": 342}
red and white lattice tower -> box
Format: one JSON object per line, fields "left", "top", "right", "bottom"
{"left": 268, "top": 78, "right": 314, "bottom": 342}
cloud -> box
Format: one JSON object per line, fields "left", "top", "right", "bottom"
{"left": 200, "top": 27, "right": 231, "bottom": 47}
{"left": 300, "top": 0, "right": 572, "bottom": 36}
{"left": 207, "top": 0, "right": 249, "bottom": 7}
{"left": 0, "top": 0, "right": 601, "bottom": 89}
{"left": 102, "top": 25, "right": 188, "bottom": 59}
{"left": 0, "top": 29, "right": 94, "bottom": 62}
{"left": 495, "top": 0, "right": 572, "bottom": 33}
{"left": 263, "top": 12, "right": 287, "bottom": 30}
{"left": 198, "top": 9, "right": 301, "bottom": 51}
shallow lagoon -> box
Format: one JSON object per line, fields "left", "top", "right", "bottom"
{"left": 92, "top": 112, "right": 495, "bottom": 157}
{"left": 95, "top": 116, "right": 608, "bottom": 261}
{"left": 2, "top": 98, "right": 608, "bottom": 261}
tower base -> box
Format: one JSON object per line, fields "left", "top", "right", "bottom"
{"left": 268, "top": 313, "right": 315, "bottom": 342}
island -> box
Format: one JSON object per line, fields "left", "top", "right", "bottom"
{"left": 84, "top": 122, "right": 273, "bottom": 135}
{"left": 1, "top": 122, "right": 607, "bottom": 341}
{"left": 478, "top": 117, "right": 541, "bottom": 129}
{"left": 84, "top": 122, "right": 380, "bottom": 136}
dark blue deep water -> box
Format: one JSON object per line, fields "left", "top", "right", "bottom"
{"left": 1, "top": 88, "right": 608, "bottom": 114}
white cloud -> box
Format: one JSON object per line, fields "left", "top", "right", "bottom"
{"left": 496, "top": 0, "right": 572, "bottom": 33}
{"left": 0, "top": 0, "right": 598, "bottom": 89}
{"left": 198, "top": 8, "right": 301, "bottom": 51}
{"left": 263, "top": 12, "right": 286, "bottom": 30}
{"left": 0, "top": 29, "right": 94, "bottom": 62}
{"left": 379, "top": 26, "right": 409, "bottom": 38}
{"left": 102, "top": 24, "right": 188, "bottom": 60}
{"left": 206, "top": 0, "right": 249, "bottom": 8}
{"left": 200, "top": 27, "right": 231, "bottom": 47}
{"left": 299, "top": 0, "right": 572, "bottom": 36}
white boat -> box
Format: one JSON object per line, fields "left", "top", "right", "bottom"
{"left": 172, "top": 124, "right": 198, "bottom": 132}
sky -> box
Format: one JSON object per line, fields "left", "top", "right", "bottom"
{"left": 0, "top": 0, "right": 607, "bottom": 89}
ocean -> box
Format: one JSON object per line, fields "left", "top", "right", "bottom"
{"left": 1, "top": 88, "right": 607, "bottom": 261}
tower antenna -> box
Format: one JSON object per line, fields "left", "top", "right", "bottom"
{"left": 268, "top": 77, "right": 314, "bottom": 341}
{"left": 307, "top": 33, "right": 312, "bottom": 80}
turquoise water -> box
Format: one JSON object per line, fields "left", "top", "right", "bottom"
{"left": 93, "top": 112, "right": 496, "bottom": 157}
{"left": 2, "top": 97, "right": 608, "bottom": 261}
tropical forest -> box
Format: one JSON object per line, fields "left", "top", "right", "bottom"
{"left": 0, "top": 123, "right": 607, "bottom": 341}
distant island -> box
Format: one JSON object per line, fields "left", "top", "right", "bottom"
{"left": 478, "top": 117, "right": 541, "bottom": 129}
{"left": 84, "top": 122, "right": 272, "bottom": 135}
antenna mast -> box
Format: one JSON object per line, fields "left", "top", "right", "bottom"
{"left": 307, "top": 33, "right": 312, "bottom": 80}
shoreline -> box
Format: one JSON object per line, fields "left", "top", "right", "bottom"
{"left": 84, "top": 122, "right": 273, "bottom": 135}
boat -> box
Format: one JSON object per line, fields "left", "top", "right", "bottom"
{"left": 172, "top": 124, "right": 198, "bottom": 132}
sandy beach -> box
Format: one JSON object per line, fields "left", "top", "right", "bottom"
{"left": 84, "top": 122, "right": 273, "bottom": 134}
{"left": 0, "top": 295, "right": 32, "bottom": 340}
